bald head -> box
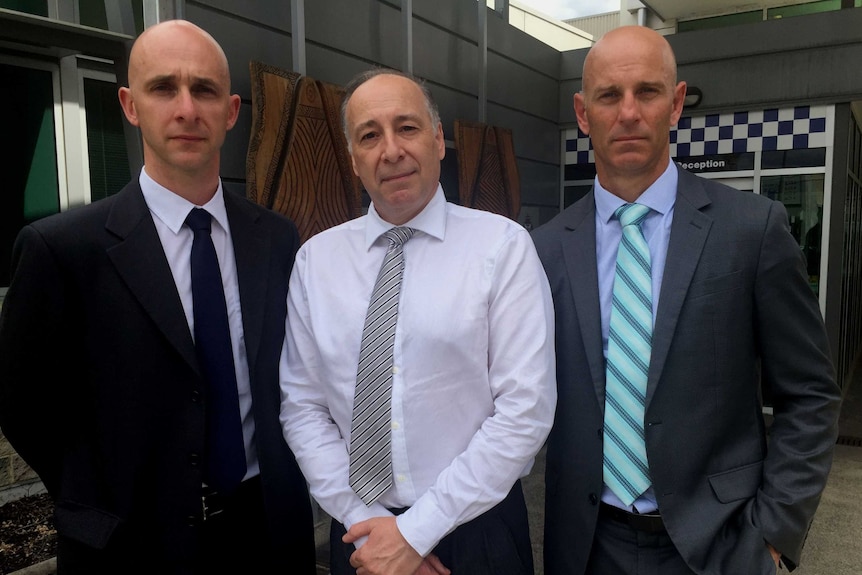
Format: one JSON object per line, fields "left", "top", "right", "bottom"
{"left": 128, "top": 20, "right": 232, "bottom": 92}
{"left": 118, "top": 19, "right": 240, "bottom": 203}
{"left": 583, "top": 26, "right": 677, "bottom": 94}
{"left": 574, "top": 25, "right": 686, "bottom": 200}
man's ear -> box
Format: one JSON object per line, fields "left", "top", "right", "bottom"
{"left": 225, "top": 93, "right": 241, "bottom": 130}
{"left": 670, "top": 81, "right": 687, "bottom": 126}
{"left": 574, "top": 92, "right": 590, "bottom": 136}
{"left": 118, "top": 87, "right": 139, "bottom": 127}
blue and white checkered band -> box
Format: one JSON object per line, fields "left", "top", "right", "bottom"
{"left": 565, "top": 104, "right": 830, "bottom": 166}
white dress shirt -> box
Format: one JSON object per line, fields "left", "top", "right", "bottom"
{"left": 139, "top": 168, "right": 259, "bottom": 480}
{"left": 279, "top": 185, "right": 556, "bottom": 556}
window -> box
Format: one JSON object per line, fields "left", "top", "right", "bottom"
{"left": 0, "top": 54, "right": 129, "bottom": 288}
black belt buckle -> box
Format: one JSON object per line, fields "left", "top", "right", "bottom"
{"left": 200, "top": 487, "right": 226, "bottom": 521}
{"left": 600, "top": 502, "right": 665, "bottom": 533}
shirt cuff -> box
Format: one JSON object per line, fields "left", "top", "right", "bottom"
{"left": 342, "top": 501, "right": 393, "bottom": 549}
{"left": 395, "top": 496, "right": 455, "bottom": 557}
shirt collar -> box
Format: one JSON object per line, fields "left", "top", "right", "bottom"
{"left": 139, "top": 167, "right": 229, "bottom": 234}
{"left": 364, "top": 184, "right": 446, "bottom": 249}
{"left": 594, "top": 160, "right": 678, "bottom": 224}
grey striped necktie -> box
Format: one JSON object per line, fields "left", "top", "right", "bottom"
{"left": 349, "top": 226, "right": 415, "bottom": 505}
{"left": 603, "top": 203, "right": 653, "bottom": 507}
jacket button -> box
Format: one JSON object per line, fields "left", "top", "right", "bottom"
{"left": 189, "top": 453, "right": 200, "bottom": 466}
{"left": 589, "top": 493, "right": 599, "bottom": 505}
{"left": 597, "top": 428, "right": 603, "bottom": 439}
{"left": 191, "top": 390, "right": 202, "bottom": 403}
{"left": 187, "top": 515, "right": 199, "bottom": 527}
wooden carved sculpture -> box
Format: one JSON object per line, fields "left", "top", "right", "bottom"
{"left": 247, "top": 61, "right": 362, "bottom": 243}
{"left": 453, "top": 120, "right": 520, "bottom": 221}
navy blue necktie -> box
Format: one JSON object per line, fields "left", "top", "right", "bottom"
{"left": 186, "top": 208, "right": 246, "bottom": 494}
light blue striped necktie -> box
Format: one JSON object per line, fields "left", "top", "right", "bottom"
{"left": 349, "top": 227, "right": 415, "bottom": 505}
{"left": 603, "top": 203, "right": 653, "bottom": 507}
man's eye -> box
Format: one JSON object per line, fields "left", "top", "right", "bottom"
{"left": 360, "top": 132, "right": 378, "bottom": 142}
{"left": 400, "top": 125, "right": 418, "bottom": 133}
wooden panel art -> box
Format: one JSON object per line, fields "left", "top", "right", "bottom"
{"left": 247, "top": 61, "right": 362, "bottom": 242}
{"left": 453, "top": 120, "right": 520, "bottom": 221}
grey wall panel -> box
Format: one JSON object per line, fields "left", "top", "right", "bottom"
{"left": 306, "top": 42, "right": 376, "bottom": 88}
{"left": 678, "top": 44, "right": 862, "bottom": 113}
{"left": 433, "top": 86, "right": 481, "bottom": 139}
{"left": 487, "top": 52, "right": 558, "bottom": 122}
{"left": 487, "top": 8, "right": 559, "bottom": 79}
{"left": 518, "top": 159, "right": 559, "bottom": 207}
{"left": 559, "top": 8, "right": 862, "bottom": 123}
{"left": 185, "top": 3, "right": 293, "bottom": 101}
{"left": 189, "top": 0, "right": 291, "bottom": 32}
{"left": 412, "top": 18, "right": 478, "bottom": 96}
{"left": 411, "top": 0, "right": 477, "bottom": 43}
{"left": 487, "top": 103, "right": 559, "bottom": 165}
{"left": 220, "top": 103, "right": 252, "bottom": 182}
{"left": 559, "top": 80, "right": 579, "bottom": 126}
{"left": 305, "top": 0, "right": 402, "bottom": 71}
{"left": 669, "top": 8, "right": 862, "bottom": 67}
{"left": 560, "top": 49, "right": 585, "bottom": 80}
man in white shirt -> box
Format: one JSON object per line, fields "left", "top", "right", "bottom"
{"left": 280, "top": 69, "right": 556, "bottom": 575}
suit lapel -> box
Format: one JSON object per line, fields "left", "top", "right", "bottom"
{"left": 646, "top": 170, "right": 713, "bottom": 408}
{"left": 105, "top": 182, "right": 199, "bottom": 374}
{"left": 561, "top": 192, "right": 607, "bottom": 407}
{"left": 225, "top": 192, "right": 269, "bottom": 376}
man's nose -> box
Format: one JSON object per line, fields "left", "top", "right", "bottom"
{"left": 381, "top": 132, "right": 405, "bottom": 162}
{"left": 618, "top": 92, "right": 640, "bottom": 122}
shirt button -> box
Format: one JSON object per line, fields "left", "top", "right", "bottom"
{"left": 391, "top": 421, "right": 400, "bottom": 430}
{"left": 397, "top": 474, "right": 407, "bottom": 483}
{"left": 392, "top": 366, "right": 400, "bottom": 374}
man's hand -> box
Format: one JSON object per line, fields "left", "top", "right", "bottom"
{"left": 767, "top": 543, "right": 781, "bottom": 568}
{"left": 344, "top": 516, "right": 440, "bottom": 575}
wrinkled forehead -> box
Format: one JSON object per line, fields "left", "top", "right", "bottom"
{"left": 346, "top": 75, "right": 430, "bottom": 126}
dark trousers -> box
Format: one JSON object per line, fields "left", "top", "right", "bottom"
{"left": 330, "top": 480, "right": 534, "bottom": 575}
{"left": 58, "top": 476, "right": 282, "bottom": 575}
{"left": 585, "top": 507, "right": 696, "bottom": 575}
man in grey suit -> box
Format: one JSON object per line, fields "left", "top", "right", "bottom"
{"left": 533, "top": 26, "right": 841, "bottom": 575}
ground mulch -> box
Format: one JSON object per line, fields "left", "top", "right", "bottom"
{"left": 0, "top": 494, "right": 56, "bottom": 574}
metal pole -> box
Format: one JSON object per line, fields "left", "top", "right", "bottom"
{"left": 478, "top": 0, "right": 487, "bottom": 122}
{"left": 402, "top": 0, "right": 413, "bottom": 74}
{"left": 291, "top": 0, "right": 306, "bottom": 75}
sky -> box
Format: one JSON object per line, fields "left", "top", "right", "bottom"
{"left": 517, "top": 0, "right": 621, "bottom": 20}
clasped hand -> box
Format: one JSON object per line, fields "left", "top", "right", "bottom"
{"left": 343, "top": 516, "right": 450, "bottom": 575}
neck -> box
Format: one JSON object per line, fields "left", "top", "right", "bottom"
{"left": 596, "top": 161, "right": 669, "bottom": 203}
{"left": 144, "top": 164, "right": 220, "bottom": 206}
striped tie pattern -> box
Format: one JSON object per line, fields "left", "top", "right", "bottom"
{"left": 349, "top": 227, "right": 415, "bottom": 505}
{"left": 603, "top": 203, "right": 652, "bottom": 507}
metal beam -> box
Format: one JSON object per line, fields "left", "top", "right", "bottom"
{"left": 477, "top": 0, "right": 487, "bottom": 122}
{"left": 291, "top": 0, "right": 306, "bottom": 75}
{"left": 402, "top": 0, "right": 413, "bottom": 73}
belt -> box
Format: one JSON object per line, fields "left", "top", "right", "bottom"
{"left": 200, "top": 476, "right": 260, "bottom": 521}
{"left": 599, "top": 502, "right": 665, "bottom": 533}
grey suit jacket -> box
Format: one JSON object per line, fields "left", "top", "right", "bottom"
{"left": 0, "top": 179, "right": 315, "bottom": 573}
{"left": 533, "top": 168, "right": 840, "bottom": 575}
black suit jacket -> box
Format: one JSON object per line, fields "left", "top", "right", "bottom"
{"left": 533, "top": 169, "right": 841, "bottom": 575}
{"left": 0, "top": 180, "right": 315, "bottom": 573}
